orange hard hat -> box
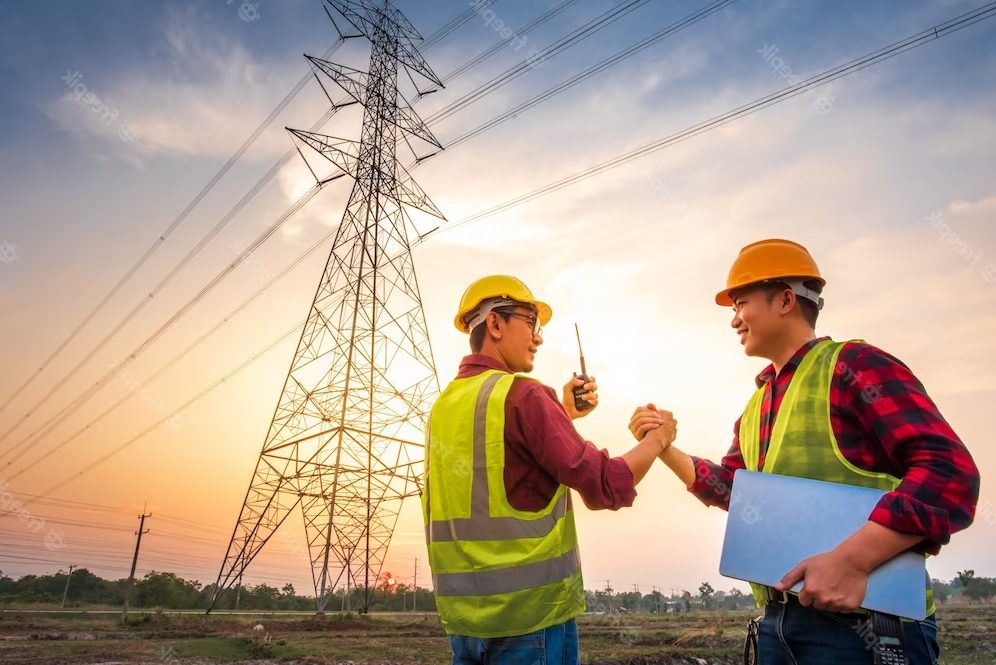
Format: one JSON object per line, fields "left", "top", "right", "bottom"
{"left": 716, "top": 239, "right": 824, "bottom": 306}
{"left": 454, "top": 275, "right": 552, "bottom": 333}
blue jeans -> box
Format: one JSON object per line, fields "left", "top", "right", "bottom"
{"left": 758, "top": 601, "right": 939, "bottom": 664}
{"left": 448, "top": 618, "right": 580, "bottom": 665}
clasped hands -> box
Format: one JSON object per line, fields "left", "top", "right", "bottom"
{"left": 629, "top": 403, "right": 677, "bottom": 454}
{"left": 561, "top": 381, "right": 677, "bottom": 453}
{"left": 626, "top": 402, "right": 871, "bottom": 614}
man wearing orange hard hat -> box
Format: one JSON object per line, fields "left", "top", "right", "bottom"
{"left": 632, "top": 239, "right": 979, "bottom": 664}
{"left": 422, "top": 274, "right": 676, "bottom": 664}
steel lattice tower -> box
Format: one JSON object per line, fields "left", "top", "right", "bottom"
{"left": 209, "top": 0, "right": 445, "bottom": 613}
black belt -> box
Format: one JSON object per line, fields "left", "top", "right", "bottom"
{"left": 759, "top": 587, "right": 910, "bottom": 665}
{"left": 763, "top": 586, "right": 867, "bottom": 614}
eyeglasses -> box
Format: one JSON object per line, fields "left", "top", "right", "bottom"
{"left": 501, "top": 311, "right": 543, "bottom": 337}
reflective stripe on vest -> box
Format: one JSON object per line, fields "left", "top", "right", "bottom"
{"left": 739, "top": 339, "right": 934, "bottom": 616}
{"left": 426, "top": 372, "right": 571, "bottom": 543}
{"left": 422, "top": 369, "right": 585, "bottom": 637}
{"left": 433, "top": 548, "right": 581, "bottom": 596}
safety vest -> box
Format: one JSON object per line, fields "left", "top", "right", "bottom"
{"left": 738, "top": 339, "right": 935, "bottom": 616}
{"left": 422, "top": 370, "right": 585, "bottom": 638}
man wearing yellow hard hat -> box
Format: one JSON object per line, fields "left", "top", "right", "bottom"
{"left": 632, "top": 239, "right": 979, "bottom": 664}
{"left": 422, "top": 274, "right": 676, "bottom": 664}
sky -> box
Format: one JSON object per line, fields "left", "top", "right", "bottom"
{"left": 0, "top": 0, "right": 994, "bottom": 602}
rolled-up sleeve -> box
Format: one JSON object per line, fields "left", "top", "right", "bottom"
{"left": 687, "top": 416, "right": 746, "bottom": 510}
{"left": 511, "top": 381, "right": 636, "bottom": 510}
{"left": 841, "top": 344, "right": 980, "bottom": 554}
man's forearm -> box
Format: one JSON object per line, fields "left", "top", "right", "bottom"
{"left": 658, "top": 445, "right": 696, "bottom": 487}
{"left": 623, "top": 438, "right": 664, "bottom": 485}
{"left": 834, "top": 521, "right": 924, "bottom": 573}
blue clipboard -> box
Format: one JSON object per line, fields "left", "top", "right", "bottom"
{"left": 719, "top": 469, "right": 927, "bottom": 620}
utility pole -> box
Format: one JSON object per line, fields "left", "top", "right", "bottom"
{"left": 345, "top": 560, "right": 351, "bottom": 612}
{"left": 122, "top": 512, "right": 150, "bottom": 619}
{"left": 209, "top": 0, "right": 445, "bottom": 615}
{"left": 412, "top": 557, "right": 417, "bottom": 612}
{"left": 61, "top": 564, "right": 76, "bottom": 607}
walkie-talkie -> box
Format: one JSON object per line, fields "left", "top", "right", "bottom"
{"left": 870, "top": 613, "right": 909, "bottom": 665}
{"left": 573, "top": 323, "right": 592, "bottom": 411}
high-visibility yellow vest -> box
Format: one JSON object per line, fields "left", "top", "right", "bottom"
{"left": 738, "top": 339, "right": 935, "bottom": 616}
{"left": 422, "top": 370, "right": 585, "bottom": 638}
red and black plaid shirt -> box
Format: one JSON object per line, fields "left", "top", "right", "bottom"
{"left": 689, "top": 337, "right": 979, "bottom": 555}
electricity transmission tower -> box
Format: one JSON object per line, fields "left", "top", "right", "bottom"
{"left": 209, "top": 0, "right": 445, "bottom": 613}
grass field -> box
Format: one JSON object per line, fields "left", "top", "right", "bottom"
{"left": 0, "top": 605, "right": 993, "bottom": 664}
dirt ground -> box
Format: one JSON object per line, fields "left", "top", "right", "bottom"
{"left": 0, "top": 605, "right": 993, "bottom": 664}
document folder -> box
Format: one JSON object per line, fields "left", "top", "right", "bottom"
{"left": 719, "top": 469, "right": 927, "bottom": 620}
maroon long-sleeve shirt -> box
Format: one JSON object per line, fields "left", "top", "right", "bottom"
{"left": 455, "top": 354, "right": 636, "bottom": 512}
{"left": 689, "top": 337, "right": 979, "bottom": 555}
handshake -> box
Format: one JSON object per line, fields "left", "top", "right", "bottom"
{"left": 630, "top": 403, "right": 677, "bottom": 454}
{"left": 561, "top": 376, "right": 677, "bottom": 457}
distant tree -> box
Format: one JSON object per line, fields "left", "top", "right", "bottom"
{"left": 725, "top": 587, "right": 746, "bottom": 610}
{"left": 134, "top": 571, "right": 203, "bottom": 608}
{"left": 698, "top": 582, "right": 715, "bottom": 610}
{"left": 681, "top": 590, "right": 692, "bottom": 612}
{"left": 931, "top": 578, "right": 951, "bottom": 605}
{"left": 246, "top": 583, "right": 281, "bottom": 610}
{"left": 963, "top": 577, "right": 995, "bottom": 603}
{"left": 618, "top": 591, "right": 641, "bottom": 612}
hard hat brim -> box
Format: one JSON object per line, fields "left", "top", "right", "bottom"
{"left": 455, "top": 298, "right": 552, "bottom": 333}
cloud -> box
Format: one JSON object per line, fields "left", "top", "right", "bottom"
{"left": 45, "top": 5, "right": 307, "bottom": 165}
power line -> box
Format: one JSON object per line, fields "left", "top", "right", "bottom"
{"left": 0, "top": 1, "right": 488, "bottom": 452}
{"left": 432, "top": 1, "right": 996, "bottom": 236}
{"left": 18, "top": 0, "right": 994, "bottom": 509}
{"left": 12, "top": 2, "right": 992, "bottom": 520}
{"left": 0, "top": 2, "right": 570, "bottom": 473}
{"left": 0, "top": 2, "right": 597, "bottom": 480}
{"left": 3, "top": 198, "right": 339, "bottom": 481}
{"left": 0, "top": 107, "right": 339, "bottom": 461}
{"left": 0, "top": 38, "right": 346, "bottom": 424}
{"left": 0, "top": 2, "right": 494, "bottom": 426}
{"left": 0, "top": 185, "right": 322, "bottom": 473}
{"left": 27, "top": 317, "right": 305, "bottom": 503}
{"left": 442, "top": 0, "right": 740, "bottom": 150}
{"left": 421, "top": 0, "right": 499, "bottom": 49}
{"left": 423, "top": 0, "right": 653, "bottom": 126}
{"left": 440, "top": 0, "right": 582, "bottom": 83}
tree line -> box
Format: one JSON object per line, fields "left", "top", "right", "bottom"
{"left": 0, "top": 569, "right": 436, "bottom": 612}
{"left": 1, "top": 569, "right": 991, "bottom": 611}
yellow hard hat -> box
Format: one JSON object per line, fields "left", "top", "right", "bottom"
{"left": 716, "top": 239, "right": 825, "bottom": 306}
{"left": 454, "top": 275, "right": 552, "bottom": 333}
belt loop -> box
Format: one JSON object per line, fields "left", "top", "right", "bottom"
{"left": 765, "top": 586, "right": 789, "bottom": 605}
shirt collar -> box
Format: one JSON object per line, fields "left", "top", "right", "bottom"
{"left": 457, "top": 353, "right": 511, "bottom": 378}
{"left": 755, "top": 336, "right": 831, "bottom": 387}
